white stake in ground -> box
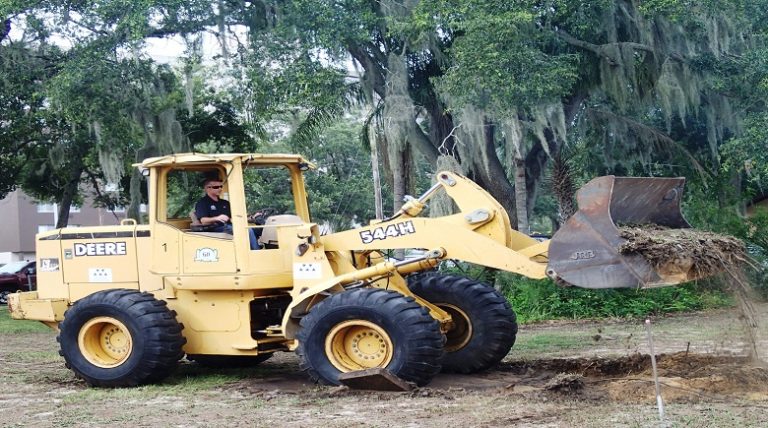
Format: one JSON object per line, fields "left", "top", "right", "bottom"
{"left": 645, "top": 318, "right": 665, "bottom": 422}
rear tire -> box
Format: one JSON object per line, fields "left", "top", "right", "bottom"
{"left": 408, "top": 273, "right": 517, "bottom": 373}
{"left": 0, "top": 290, "right": 9, "bottom": 305}
{"left": 296, "top": 288, "right": 443, "bottom": 386}
{"left": 187, "top": 354, "right": 272, "bottom": 368}
{"left": 57, "top": 289, "right": 186, "bottom": 387}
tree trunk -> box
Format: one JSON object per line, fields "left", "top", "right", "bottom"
{"left": 369, "top": 123, "right": 384, "bottom": 220}
{"left": 513, "top": 156, "right": 529, "bottom": 234}
{"left": 551, "top": 151, "right": 577, "bottom": 226}
{"left": 390, "top": 144, "right": 411, "bottom": 260}
{"left": 391, "top": 146, "right": 411, "bottom": 213}
{"left": 524, "top": 95, "right": 586, "bottom": 227}
{"left": 129, "top": 125, "right": 158, "bottom": 222}
{"left": 469, "top": 120, "right": 518, "bottom": 228}
{"left": 56, "top": 159, "right": 84, "bottom": 228}
{"left": 127, "top": 169, "right": 144, "bottom": 222}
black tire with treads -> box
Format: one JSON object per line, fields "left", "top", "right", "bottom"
{"left": 57, "top": 289, "right": 185, "bottom": 387}
{"left": 296, "top": 288, "right": 444, "bottom": 386}
{"left": 408, "top": 273, "right": 517, "bottom": 373}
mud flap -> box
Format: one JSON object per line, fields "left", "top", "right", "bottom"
{"left": 546, "top": 176, "right": 691, "bottom": 289}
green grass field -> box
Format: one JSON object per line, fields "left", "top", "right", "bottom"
{"left": 0, "top": 306, "right": 51, "bottom": 333}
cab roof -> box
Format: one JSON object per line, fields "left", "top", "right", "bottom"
{"left": 134, "top": 153, "right": 315, "bottom": 169}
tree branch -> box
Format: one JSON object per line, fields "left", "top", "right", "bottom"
{"left": 348, "top": 42, "right": 387, "bottom": 97}
{"left": 84, "top": 170, "right": 122, "bottom": 222}
{"left": 588, "top": 108, "right": 710, "bottom": 179}
{"left": 554, "top": 28, "right": 685, "bottom": 64}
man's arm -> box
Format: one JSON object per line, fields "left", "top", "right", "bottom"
{"left": 195, "top": 199, "right": 229, "bottom": 225}
{"left": 200, "top": 213, "right": 229, "bottom": 225}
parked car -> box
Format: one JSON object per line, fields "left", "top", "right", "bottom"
{"left": 0, "top": 261, "right": 36, "bottom": 305}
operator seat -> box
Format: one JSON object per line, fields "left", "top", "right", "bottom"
{"left": 259, "top": 215, "right": 304, "bottom": 249}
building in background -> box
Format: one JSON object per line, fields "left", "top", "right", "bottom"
{"left": 0, "top": 190, "right": 137, "bottom": 264}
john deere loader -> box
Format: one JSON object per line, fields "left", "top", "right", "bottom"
{"left": 7, "top": 153, "right": 709, "bottom": 387}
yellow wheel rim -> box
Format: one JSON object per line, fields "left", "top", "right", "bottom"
{"left": 78, "top": 317, "right": 133, "bottom": 368}
{"left": 325, "top": 320, "right": 394, "bottom": 372}
{"left": 440, "top": 304, "right": 473, "bottom": 352}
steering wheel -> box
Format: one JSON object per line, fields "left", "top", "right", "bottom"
{"left": 248, "top": 207, "right": 278, "bottom": 225}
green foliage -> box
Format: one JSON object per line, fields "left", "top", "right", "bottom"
{"left": 683, "top": 179, "right": 768, "bottom": 298}
{"left": 417, "top": 0, "right": 579, "bottom": 113}
{"left": 0, "top": 41, "right": 61, "bottom": 197}
{"left": 246, "top": 117, "right": 387, "bottom": 231}
{"left": 436, "top": 262, "right": 732, "bottom": 323}
{"left": 283, "top": 0, "right": 380, "bottom": 52}
{"left": 302, "top": 119, "right": 384, "bottom": 230}
{"left": 496, "top": 274, "right": 732, "bottom": 324}
{"left": 180, "top": 98, "right": 257, "bottom": 152}
{"left": 721, "top": 112, "right": 768, "bottom": 192}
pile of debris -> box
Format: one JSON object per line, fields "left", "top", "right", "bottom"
{"left": 618, "top": 225, "right": 747, "bottom": 279}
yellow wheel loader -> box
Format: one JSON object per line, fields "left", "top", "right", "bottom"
{"left": 7, "top": 153, "right": 704, "bottom": 387}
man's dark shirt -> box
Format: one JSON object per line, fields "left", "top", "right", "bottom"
{"left": 195, "top": 195, "right": 231, "bottom": 232}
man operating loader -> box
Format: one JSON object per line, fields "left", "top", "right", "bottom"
{"left": 195, "top": 177, "right": 260, "bottom": 249}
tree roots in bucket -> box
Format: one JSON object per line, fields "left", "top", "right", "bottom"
{"left": 618, "top": 226, "right": 748, "bottom": 280}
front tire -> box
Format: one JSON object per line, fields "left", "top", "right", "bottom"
{"left": 296, "top": 288, "right": 444, "bottom": 386}
{"left": 57, "top": 289, "right": 186, "bottom": 387}
{"left": 408, "top": 273, "right": 517, "bottom": 373}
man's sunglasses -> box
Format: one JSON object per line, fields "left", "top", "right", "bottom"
{"left": 207, "top": 185, "right": 223, "bottom": 189}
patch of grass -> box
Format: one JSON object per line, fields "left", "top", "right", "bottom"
{"left": 59, "top": 366, "right": 265, "bottom": 403}
{"left": 512, "top": 332, "right": 591, "bottom": 358}
{"left": 52, "top": 408, "right": 96, "bottom": 428}
{"left": 21, "top": 369, "right": 76, "bottom": 385}
{"left": 4, "top": 349, "right": 61, "bottom": 363}
{"left": 0, "top": 306, "right": 52, "bottom": 333}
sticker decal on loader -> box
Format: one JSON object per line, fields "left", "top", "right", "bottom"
{"left": 74, "top": 242, "right": 127, "bottom": 257}
{"left": 359, "top": 221, "right": 416, "bottom": 244}
{"left": 40, "top": 258, "right": 60, "bottom": 272}
{"left": 194, "top": 247, "right": 219, "bottom": 262}
{"left": 294, "top": 262, "right": 322, "bottom": 280}
{"left": 89, "top": 268, "right": 113, "bottom": 282}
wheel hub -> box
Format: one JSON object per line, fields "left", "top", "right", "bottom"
{"left": 325, "top": 320, "right": 393, "bottom": 372}
{"left": 440, "top": 303, "right": 473, "bottom": 352}
{"left": 78, "top": 316, "right": 133, "bottom": 368}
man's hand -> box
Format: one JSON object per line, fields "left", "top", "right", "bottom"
{"left": 249, "top": 208, "right": 274, "bottom": 225}
{"left": 216, "top": 214, "right": 230, "bottom": 223}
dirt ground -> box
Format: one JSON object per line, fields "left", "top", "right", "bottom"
{"left": 2, "top": 304, "right": 768, "bottom": 427}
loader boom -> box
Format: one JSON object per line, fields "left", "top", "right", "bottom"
{"left": 320, "top": 171, "right": 549, "bottom": 276}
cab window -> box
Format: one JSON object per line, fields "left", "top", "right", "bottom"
{"left": 165, "top": 169, "right": 206, "bottom": 220}
{"left": 243, "top": 165, "right": 296, "bottom": 215}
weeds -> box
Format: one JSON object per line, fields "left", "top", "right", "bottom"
{"left": 497, "top": 274, "right": 733, "bottom": 323}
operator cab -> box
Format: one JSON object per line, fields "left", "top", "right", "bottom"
{"left": 139, "top": 153, "right": 314, "bottom": 286}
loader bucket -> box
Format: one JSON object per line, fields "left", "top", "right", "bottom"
{"left": 546, "top": 176, "right": 692, "bottom": 289}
